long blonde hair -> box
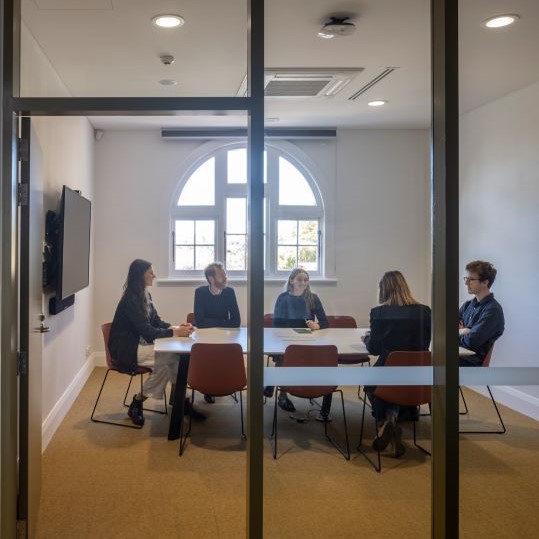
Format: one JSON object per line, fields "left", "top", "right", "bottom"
{"left": 378, "top": 270, "right": 418, "bottom": 306}
{"left": 285, "top": 268, "right": 314, "bottom": 312}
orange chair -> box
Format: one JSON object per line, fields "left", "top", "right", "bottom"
{"left": 91, "top": 323, "right": 167, "bottom": 429}
{"left": 270, "top": 344, "right": 350, "bottom": 460}
{"left": 186, "top": 312, "right": 195, "bottom": 325}
{"left": 263, "top": 313, "right": 274, "bottom": 327}
{"left": 180, "top": 343, "right": 247, "bottom": 455}
{"left": 358, "top": 351, "right": 431, "bottom": 472}
{"left": 459, "top": 345, "right": 506, "bottom": 434}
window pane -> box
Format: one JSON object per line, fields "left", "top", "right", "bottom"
{"left": 175, "top": 246, "right": 193, "bottom": 270}
{"left": 278, "top": 246, "right": 296, "bottom": 271}
{"left": 227, "top": 198, "right": 246, "bottom": 234}
{"left": 196, "top": 220, "right": 214, "bottom": 244}
{"left": 175, "top": 220, "right": 194, "bottom": 244}
{"left": 227, "top": 149, "right": 247, "bottom": 183}
{"left": 298, "top": 221, "right": 318, "bottom": 244}
{"left": 298, "top": 247, "right": 318, "bottom": 271}
{"left": 178, "top": 158, "right": 215, "bottom": 206}
{"left": 278, "top": 220, "right": 297, "bottom": 244}
{"left": 226, "top": 235, "right": 247, "bottom": 270}
{"left": 195, "top": 246, "right": 214, "bottom": 270}
{"left": 278, "top": 157, "right": 316, "bottom": 206}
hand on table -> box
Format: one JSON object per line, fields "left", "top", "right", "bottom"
{"left": 172, "top": 323, "right": 196, "bottom": 337}
{"left": 305, "top": 320, "right": 320, "bottom": 331}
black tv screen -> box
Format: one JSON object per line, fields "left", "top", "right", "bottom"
{"left": 56, "top": 186, "right": 91, "bottom": 300}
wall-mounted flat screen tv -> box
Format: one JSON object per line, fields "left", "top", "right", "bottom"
{"left": 55, "top": 186, "right": 91, "bottom": 302}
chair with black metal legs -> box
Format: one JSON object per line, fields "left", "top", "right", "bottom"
{"left": 91, "top": 322, "right": 167, "bottom": 429}
{"left": 180, "top": 342, "right": 247, "bottom": 455}
{"left": 270, "top": 344, "right": 350, "bottom": 460}
{"left": 358, "top": 351, "right": 431, "bottom": 472}
{"left": 459, "top": 345, "right": 506, "bottom": 434}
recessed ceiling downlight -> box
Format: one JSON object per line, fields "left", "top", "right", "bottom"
{"left": 483, "top": 14, "right": 519, "bottom": 28}
{"left": 152, "top": 14, "right": 184, "bottom": 28}
{"left": 368, "top": 100, "right": 387, "bottom": 107}
{"left": 159, "top": 79, "right": 178, "bottom": 86}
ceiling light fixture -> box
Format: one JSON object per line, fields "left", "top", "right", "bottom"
{"left": 483, "top": 14, "right": 519, "bottom": 28}
{"left": 159, "top": 79, "right": 178, "bottom": 86}
{"left": 152, "top": 14, "right": 184, "bottom": 28}
{"left": 367, "top": 100, "right": 387, "bottom": 107}
{"left": 318, "top": 16, "right": 356, "bottom": 39}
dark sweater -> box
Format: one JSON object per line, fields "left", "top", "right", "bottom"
{"left": 364, "top": 304, "right": 431, "bottom": 367}
{"left": 109, "top": 291, "right": 172, "bottom": 373}
{"left": 194, "top": 286, "right": 241, "bottom": 328}
{"left": 272, "top": 292, "right": 329, "bottom": 329}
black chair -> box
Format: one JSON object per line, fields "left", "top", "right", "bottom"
{"left": 91, "top": 323, "right": 167, "bottom": 429}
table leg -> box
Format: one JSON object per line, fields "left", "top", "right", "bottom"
{"left": 168, "top": 354, "right": 190, "bottom": 440}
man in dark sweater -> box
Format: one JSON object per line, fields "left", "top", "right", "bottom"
{"left": 459, "top": 260, "right": 504, "bottom": 366}
{"left": 194, "top": 262, "right": 241, "bottom": 403}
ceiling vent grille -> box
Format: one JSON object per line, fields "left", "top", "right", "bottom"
{"left": 237, "top": 68, "right": 364, "bottom": 98}
{"left": 348, "top": 67, "right": 398, "bottom": 100}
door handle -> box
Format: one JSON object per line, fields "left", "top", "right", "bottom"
{"left": 33, "top": 323, "right": 50, "bottom": 333}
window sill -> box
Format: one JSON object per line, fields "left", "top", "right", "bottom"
{"left": 156, "top": 277, "right": 338, "bottom": 286}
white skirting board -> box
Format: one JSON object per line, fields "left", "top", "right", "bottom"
{"left": 41, "top": 354, "right": 95, "bottom": 452}
{"left": 468, "top": 385, "right": 539, "bottom": 422}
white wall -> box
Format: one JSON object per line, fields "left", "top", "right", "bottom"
{"left": 460, "top": 80, "right": 539, "bottom": 416}
{"left": 21, "top": 24, "right": 96, "bottom": 447}
{"left": 93, "top": 129, "right": 431, "bottom": 343}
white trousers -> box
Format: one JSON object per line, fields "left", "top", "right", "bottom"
{"left": 137, "top": 345, "right": 178, "bottom": 400}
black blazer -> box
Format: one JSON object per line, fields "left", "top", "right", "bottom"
{"left": 108, "top": 291, "right": 173, "bottom": 373}
{"left": 364, "top": 304, "right": 431, "bottom": 367}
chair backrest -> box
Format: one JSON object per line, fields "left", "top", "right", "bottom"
{"left": 374, "top": 350, "right": 431, "bottom": 406}
{"left": 327, "top": 315, "right": 357, "bottom": 329}
{"left": 187, "top": 343, "right": 247, "bottom": 396}
{"left": 101, "top": 322, "right": 115, "bottom": 370}
{"left": 186, "top": 312, "right": 195, "bottom": 325}
{"left": 263, "top": 313, "right": 274, "bottom": 328}
{"left": 481, "top": 344, "right": 494, "bottom": 367}
{"left": 281, "top": 344, "right": 338, "bottom": 398}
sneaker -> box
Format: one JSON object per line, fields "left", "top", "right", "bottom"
{"left": 263, "top": 386, "right": 275, "bottom": 398}
{"left": 372, "top": 420, "right": 394, "bottom": 451}
{"left": 315, "top": 413, "right": 332, "bottom": 423}
{"left": 127, "top": 396, "right": 145, "bottom": 427}
{"left": 278, "top": 395, "right": 296, "bottom": 412}
{"left": 184, "top": 399, "right": 207, "bottom": 421}
{"left": 392, "top": 425, "right": 406, "bottom": 458}
{"left": 204, "top": 394, "right": 216, "bottom": 404}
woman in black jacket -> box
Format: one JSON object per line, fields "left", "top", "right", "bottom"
{"left": 109, "top": 259, "right": 195, "bottom": 426}
{"left": 362, "top": 271, "right": 431, "bottom": 457}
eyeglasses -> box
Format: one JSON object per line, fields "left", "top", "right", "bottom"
{"left": 463, "top": 277, "right": 481, "bottom": 282}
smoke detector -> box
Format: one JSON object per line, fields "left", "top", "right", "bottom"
{"left": 160, "top": 55, "right": 175, "bottom": 65}
{"left": 318, "top": 17, "right": 356, "bottom": 39}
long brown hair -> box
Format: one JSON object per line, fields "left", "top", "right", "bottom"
{"left": 286, "top": 268, "right": 314, "bottom": 312}
{"left": 378, "top": 270, "right": 418, "bottom": 306}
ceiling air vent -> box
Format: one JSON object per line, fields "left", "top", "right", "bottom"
{"left": 236, "top": 68, "right": 364, "bottom": 98}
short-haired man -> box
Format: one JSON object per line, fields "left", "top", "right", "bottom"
{"left": 459, "top": 260, "right": 504, "bottom": 366}
{"left": 194, "top": 262, "right": 241, "bottom": 403}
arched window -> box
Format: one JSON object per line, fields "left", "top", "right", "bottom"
{"left": 170, "top": 142, "right": 325, "bottom": 277}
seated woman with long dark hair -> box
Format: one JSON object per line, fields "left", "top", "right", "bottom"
{"left": 108, "top": 259, "right": 202, "bottom": 426}
{"left": 362, "top": 270, "right": 431, "bottom": 458}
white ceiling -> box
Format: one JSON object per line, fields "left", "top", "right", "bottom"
{"left": 22, "top": 0, "right": 539, "bottom": 130}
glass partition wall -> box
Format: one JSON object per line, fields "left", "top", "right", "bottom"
{"left": 2, "top": 1, "right": 538, "bottom": 538}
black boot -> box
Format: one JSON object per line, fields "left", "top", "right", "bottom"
{"left": 127, "top": 396, "right": 145, "bottom": 426}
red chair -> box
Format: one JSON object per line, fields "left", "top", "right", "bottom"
{"left": 91, "top": 323, "right": 167, "bottom": 429}
{"left": 180, "top": 343, "right": 247, "bottom": 455}
{"left": 459, "top": 345, "right": 506, "bottom": 434}
{"left": 186, "top": 312, "right": 195, "bottom": 325}
{"left": 270, "top": 344, "right": 350, "bottom": 460}
{"left": 358, "top": 351, "right": 431, "bottom": 472}
{"left": 263, "top": 313, "right": 274, "bottom": 327}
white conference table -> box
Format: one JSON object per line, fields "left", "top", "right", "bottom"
{"left": 156, "top": 327, "right": 473, "bottom": 440}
